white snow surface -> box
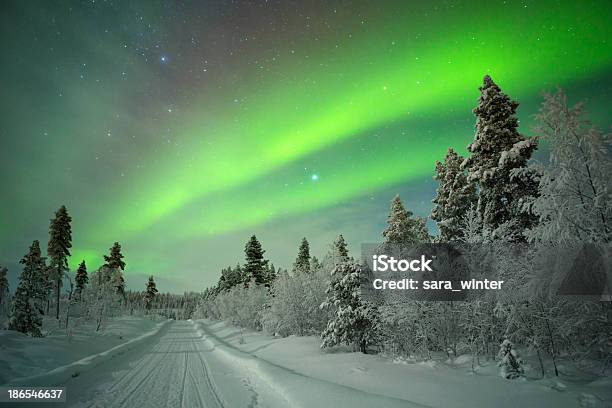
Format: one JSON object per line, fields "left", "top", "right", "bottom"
{"left": 0, "top": 315, "right": 168, "bottom": 385}
{"left": 1, "top": 318, "right": 610, "bottom": 407}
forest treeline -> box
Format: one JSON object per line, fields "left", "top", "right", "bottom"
{"left": 194, "top": 76, "right": 611, "bottom": 379}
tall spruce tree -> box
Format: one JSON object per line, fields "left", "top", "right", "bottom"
{"left": 431, "top": 148, "right": 477, "bottom": 241}
{"left": 292, "top": 238, "right": 311, "bottom": 274}
{"left": 20, "top": 240, "right": 48, "bottom": 315}
{"left": 9, "top": 242, "right": 46, "bottom": 336}
{"left": 243, "top": 235, "right": 268, "bottom": 286}
{"left": 462, "top": 76, "right": 539, "bottom": 239}
{"left": 104, "top": 242, "right": 126, "bottom": 296}
{"left": 382, "top": 195, "right": 429, "bottom": 245}
{"left": 48, "top": 205, "right": 72, "bottom": 319}
{"left": 75, "top": 260, "right": 88, "bottom": 299}
{"left": 143, "top": 276, "right": 158, "bottom": 310}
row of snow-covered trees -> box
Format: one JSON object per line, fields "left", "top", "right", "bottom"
{"left": 197, "top": 76, "right": 611, "bottom": 378}
{"left": 0, "top": 205, "right": 155, "bottom": 335}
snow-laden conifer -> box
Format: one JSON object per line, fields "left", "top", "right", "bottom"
{"left": 432, "top": 148, "right": 476, "bottom": 241}
{"left": 48, "top": 205, "right": 72, "bottom": 319}
{"left": 321, "top": 262, "right": 378, "bottom": 353}
{"left": 463, "top": 76, "right": 539, "bottom": 240}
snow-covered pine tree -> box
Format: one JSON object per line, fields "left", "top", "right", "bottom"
{"left": 243, "top": 235, "right": 269, "bottom": 286}
{"left": 104, "top": 242, "right": 126, "bottom": 297}
{"left": 143, "top": 276, "right": 158, "bottom": 310}
{"left": 104, "top": 242, "right": 126, "bottom": 270}
{"left": 322, "top": 234, "right": 351, "bottom": 271}
{"left": 528, "top": 89, "right": 611, "bottom": 243}
{"left": 334, "top": 234, "right": 349, "bottom": 262}
{"left": 382, "top": 194, "right": 429, "bottom": 245}
{"left": 20, "top": 240, "right": 48, "bottom": 315}
{"left": 48, "top": 205, "right": 72, "bottom": 319}
{"left": 74, "top": 260, "right": 88, "bottom": 299}
{"left": 9, "top": 242, "right": 46, "bottom": 336}
{"left": 320, "top": 262, "right": 379, "bottom": 353}
{"left": 462, "top": 76, "right": 539, "bottom": 241}
{"left": 431, "top": 148, "right": 476, "bottom": 241}
{"left": 9, "top": 276, "right": 42, "bottom": 336}
{"left": 292, "top": 238, "right": 311, "bottom": 274}
{"left": 497, "top": 339, "right": 524, "bottom": 379}
{"left": 265, "top": 263, "right": 277, "bottom": 286}
{"left": 218, "top": 265, "right": 243, "bottom": 292}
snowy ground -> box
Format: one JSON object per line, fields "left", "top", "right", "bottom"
{"left": 0, "top": 315, "right": 166, "bottom": 385}
{"left": 1, "top": 318, "right": 610, "bottom": 407}
{"left": 192, "top": 320, "right": 612, "bottom": 408}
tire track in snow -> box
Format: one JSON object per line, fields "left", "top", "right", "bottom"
{"left": 191, "top": 334, "right": 226, "bottom": 408}
{"left": 77, "top": 321, "right": 229, "bottom": 408}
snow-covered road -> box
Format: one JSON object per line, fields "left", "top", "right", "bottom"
{"left": 52, "top": 320, "right": 419, "bottom": 408}
{"left": 77, "top": 321, "right": 229, "bottom": 407}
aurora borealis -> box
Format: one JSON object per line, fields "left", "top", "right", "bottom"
{"left": 1, "top": 1, "right": 610, "bottom": 292}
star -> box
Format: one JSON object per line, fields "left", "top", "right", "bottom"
{"left": 311, "top": 174, "right": 319, "bottom": 181}
{"left": 160, "top": 55, "right": 168, "bottom": 63}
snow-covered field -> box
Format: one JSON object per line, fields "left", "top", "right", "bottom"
{"left": 0, "top": 315, "right": 167, "bottom": 385}
{"left": 1, "top": 317, "right": 610, "bottom": 407}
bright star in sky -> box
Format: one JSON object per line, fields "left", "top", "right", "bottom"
{"left": 160, "top": 55, "right": 167, "bottom": 63}
{"left": 311, "top": 174, "right": 319, "bottom": 181}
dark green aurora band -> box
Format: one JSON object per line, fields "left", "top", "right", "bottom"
{"left": 1, "top": 1, "right": 610, "bottom": 290}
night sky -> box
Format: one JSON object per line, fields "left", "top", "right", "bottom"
{"left": 1, "top": 0, "right": 610, "bottom": 292}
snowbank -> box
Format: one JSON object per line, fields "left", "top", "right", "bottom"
{"left": 191, "top": 319, "right": 423, "bottom": 408}
{"left": 0, "top": 316, "right": 170, "bottom": 386}
{"left": 194, "top": 319, "right": 612, "bottom": 408}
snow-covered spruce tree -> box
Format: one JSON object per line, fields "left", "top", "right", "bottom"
{"left": 527, "top": 89, "right": 611, "bottom": 243}
{"left": 462, "top": 76, "right": 540, "bottom": 241}
{"left": 321, "top": 262, "right": 379, "bottom": 353}
{"left": 48, "top": 205, "right": 72, "bottom": 319}
{"left": 8, "top": 241, "right": 47, "bottom": 336}
{"left": 432, "top": 148, "right": 476, "bottom": 241}
{"left": 382, "top": 194, "right": 429, "bottom": 245}
{"left": 20, "top": 240, "right": 48, "bottom": 315}
{"left": 292, "top": 238, "right": 311, "bottom": 275}
{"left": 74, "top": 260, "right": 88, "bottom": 300}
{"left": 322, "top": 234, "right": 351, "bottom": 270}
{"left": 103, "top": 242, "right": 126, "bottom": 297}
{"left": 9, "top": 276, "right": 42, "bottom": 336}
{"left": 497, "top": 339, "right": 524, "bottom": 379}
{"left": 217, "top": 264, "right": 243, "bottom": 292}
{"left": 265, "top": 263, "right": 277, "bottom": 286}
{"left": 243, "top": 235, "right": 269, "bottom": 286}
{"left": 143, "top": 276, "right": 158, "bottom": 311}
